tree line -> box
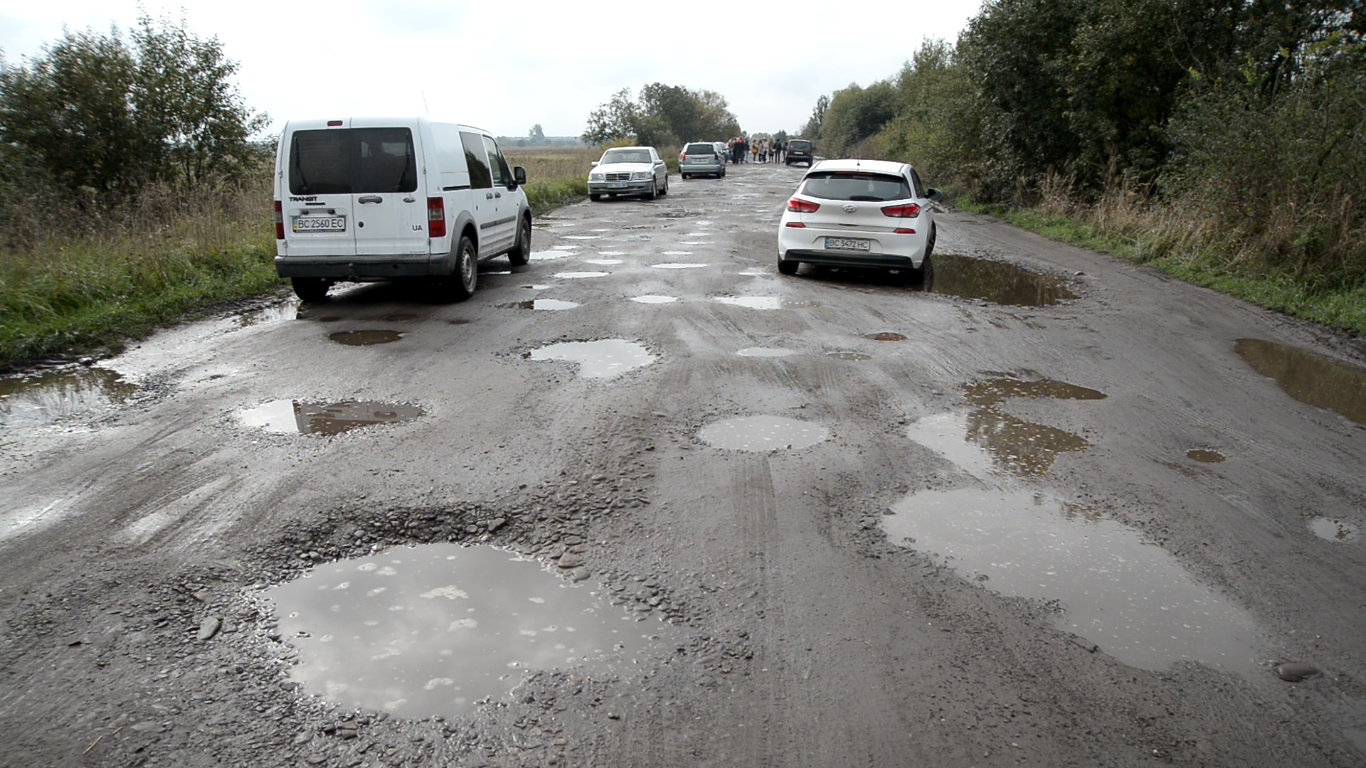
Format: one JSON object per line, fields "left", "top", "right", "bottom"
{"left": 582, "top": 83, "right": 743, "bottom": 147}
{"left": 800, "top": 0, "right": 1364, "bottom": 285}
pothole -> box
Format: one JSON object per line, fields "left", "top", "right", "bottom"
{"left": 553, "top": 272, "right": 610, "bottom": 279}
{"left": 265, "top": 544, "right": 672, "bottom": 718}
{"left": 698, "top": 415, "right": 829, "bottom": 451}
{"left": 652, "top": 263, "right": 707, "bottom": 270}
{"left": 870, "top": 332, "right": 907, "bottom": 342}
{"left": 715, "top": 297, "right": 782, "bottom": 310}
{"left": 825, "top": 351, "right": 872, "bottom": 361}
{"left": 928, "top": 255, "right": 1076, "bottom": 306}
{"left": 1311, "top": 517, "right": 1358, "bottom": 542}
{"left": 526, "top": 340, "right": 655, "bottom": 379}
{"left": 597, "top": 251, "right": 626, "bottom": 256}
{"left": 1186, "top": 449, "right": 1226, "bottom": 463}
{"left": 660, "top": 251, "right": 694, "bottom": 256}
{"left": 329, "top": 330, "right": 403, "bottom": 346}
{"left": 657, "top": 210, "right": 703, "bottom": 219}
{"left": 530, "top": 251, "right": 569, "bottom": 261}
{"left": 239, "top": 400, "right": 424, "bottom": 436}
{"left": 1236, "top": 338, "right": 1366, "bottom": 425}
{"left": 736, "top": 348, "right": 796, "bottom": 358}
{"left": 630, "top": 296, "right": 679, "bottom": 304}
{"left": 505, "top": 300, "right": 580, "bottom": 311}
{"left": 238, "top": 302, "right": 299, "bottom": 327}
{"left": 562, "top": 235, "right": 602, "bottom": 240}
{"left": 883, "top": 488, "right": 1259, "bottom": 673}
{"left": 584, "top": 259, "right": 623, "bottom": 265}
{"left": 0, "top": 367, "right": 136, "bottom": 427}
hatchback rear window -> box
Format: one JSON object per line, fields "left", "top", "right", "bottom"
{"left": 289, "top": 128, "right": 417, "bottom": 195}
{"left": 684, "top": 143, "right": 715, "bottom": 154}
{"left": 800, "top": 172, "right": 911, "bottom": 202}
{"left": 788, "top": 141, "right": 812, "bottom": 151}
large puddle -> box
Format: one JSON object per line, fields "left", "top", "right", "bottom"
{"left": 699, "top": 415, "right": 829, "bottom": 451}
{"left": 925, "top": 376, "right": 1109, "bottom": 477}
{"left": 527, "top": 340, "right": 655, "bottom": 379}
{"left": 0, "top": 367, "right": 136, "bottom": 427}
{"left": 267, "top": 544, "right": 669, "bottom": 718}
{"left": 1311, "top": 517, "right": 1358, "bottom": 542}
{"left": 553, "top": 272, "right": 610, "bottom": 280}
{"left": 506, "top": 299, "right": 580, "bottom": 311}
{"left": 239, "top": 400, "right": 423, "bottom": 436}
{"left": 883, "top": 489, "right": 1259, "bottom": 673}
{"left": 329, "top": 330, "right": 403, "bottom": 346}
{"left": 1236, "top": 339, "right": 1366, "bottom": 425}
{"left": 930, "top": 255, "right": 1076, "bottom": 306}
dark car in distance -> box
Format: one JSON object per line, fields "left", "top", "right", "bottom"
{"left": 785, "top": 139, "right": 815, "bottom": 166}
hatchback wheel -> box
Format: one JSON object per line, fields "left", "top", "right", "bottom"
{"left": 778, "top": 258, "right": 799, "bottom": 276}
{"left": 911, "top": 254, "right": 933, "bottom": 286}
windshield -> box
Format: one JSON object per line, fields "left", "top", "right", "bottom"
{"left": 789, "top": 140, "right": 812, "bottom": 151}
{"left": 684, "top": 143, "right": 715, "bottom": 154}
{"left": 800, "top": 172, "right": 911, "bottom": 202}
{"left": 600, "top": 149, "right": 652, "bottom": 164}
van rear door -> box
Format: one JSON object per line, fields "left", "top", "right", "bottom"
{"left": 285, "top": 126, "right": 356, "bottom": 258}
{"left": 350, "top": 126, "right": 428, "bottom": 256}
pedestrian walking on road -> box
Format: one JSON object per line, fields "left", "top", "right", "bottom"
{"left": 751, "top": 141, "right": 759, "bottom": 164}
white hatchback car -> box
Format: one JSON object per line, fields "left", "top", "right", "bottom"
{"left": 777, "top": 159, "right": 940, "bottom": 282}
{"left": 588, "top": 146, "right": 669, "bottom": 201}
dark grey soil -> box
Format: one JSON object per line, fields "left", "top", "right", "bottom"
{"left": 2, "top": 164, "right": 1364, "bottom": 768}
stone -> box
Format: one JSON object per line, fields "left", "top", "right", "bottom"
{"left": 1274, "top": 662, "right": 1321, "bottom": 682}
{"left": 487, "top": 517, "right": 507, "bottom": 532}
{"left": 557, "top": 553, "right": 584, "bottom": 569}
{"left": 196, "top": 617, "right": 222, "bottom": 642}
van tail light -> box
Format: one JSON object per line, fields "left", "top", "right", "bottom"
{"left": 274, "top": 200, "right": 285, "bottom": 239}
{"left": 427, "top": 197, "right": 446, "bottom": 238}
{"left": 881, "top": 202, "right": 921, "bottom": 218}
{"left": 787, "top": 198, "right": 820, "bottom": 213}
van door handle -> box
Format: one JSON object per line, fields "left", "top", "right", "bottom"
{"left": 358, "top": 195, "right": 382, "bottom": 204}
{"left": 494, "top": 192, "right": 501, "bottom": 199}
{"left": 486, "top": 192, "right": 494, "bottom": 199}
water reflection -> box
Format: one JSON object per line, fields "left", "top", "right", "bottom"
{"left": 1236, "top": 339, "right": 1366, "bottom": 425}
{"left": 0, "top": 367, "right": 135, "bottom": 427}
{"left": 239, "top": 400, "right": 423, "bottom": 436}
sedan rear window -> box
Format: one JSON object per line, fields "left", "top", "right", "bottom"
{"left": 289, "top": 128, "right": 417, "bottom": 195}
{"left": 684, "top": 143, "right": 715, "bottom": 154}
{"left": 800, "top": 172, "right": 911, "bottom": 202}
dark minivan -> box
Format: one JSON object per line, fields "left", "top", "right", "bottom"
{"left": 785, "top": 139, "right": 814, "bottom": 167}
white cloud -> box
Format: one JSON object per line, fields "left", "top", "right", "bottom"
{"left": 0, "top": 0, "right": 982, "bottom": 138}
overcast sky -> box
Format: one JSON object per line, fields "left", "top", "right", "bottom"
{"left": 0, "top": 1, "right": 983, "bottom": 139}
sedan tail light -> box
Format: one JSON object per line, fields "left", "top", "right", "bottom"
{"left": 787, "top": 198, "right": 820, "bottom": 213}
{"left": 881, "top": 203, "right": 922, "bottom": 218}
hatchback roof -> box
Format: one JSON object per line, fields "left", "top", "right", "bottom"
{"left": 806, "top": 158, "right": 909, "bottom": 176}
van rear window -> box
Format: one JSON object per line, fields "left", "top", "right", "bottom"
{"left": 289, "top": 128, "right": 417, "bottom": 195}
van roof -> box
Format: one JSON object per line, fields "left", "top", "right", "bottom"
{"left": 281, "top": 116, "right": 492, "bottom": 135}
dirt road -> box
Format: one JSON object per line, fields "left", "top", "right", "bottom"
{"left": 2, "top": 162, "right": 1364, "bottom": 767}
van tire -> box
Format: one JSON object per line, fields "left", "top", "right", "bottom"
{"left": 508, "top": 218, "right": 531, "bottom": 266}
{"left": 291, "top": 277, "right": 330, "bottom": 303}
{"left": 447, "top": 235, "right": 478, "bottom": 301}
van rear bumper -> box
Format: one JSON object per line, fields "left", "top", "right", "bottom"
{"left": 275, "top": 253, "right": 454, "bottom": 279}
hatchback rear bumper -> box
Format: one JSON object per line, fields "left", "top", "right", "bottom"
{"left": 778, "top": 248, "right": 925, "bottom": 270}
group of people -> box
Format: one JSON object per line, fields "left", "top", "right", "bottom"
{"left": 726, "top": 137, "right": 784, "bottom": 164}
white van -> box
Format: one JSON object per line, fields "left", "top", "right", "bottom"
{"left": 273, "top": 117, "right": 531, "bottom": 302}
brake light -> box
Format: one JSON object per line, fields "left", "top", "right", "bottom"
{"left": 679, "top": 152, "right": 687, "bottom": 161}
{"left": 427, "top": 197, "right": 446, "bottom": 238}
{"left": 274, "top": 200, "right": 284, "bottom": 239}
{"left": 787, "top": 198, "right": 820, "bottom": 213}
{"left": 881, "top": 203, "right": 921, "bottom": 218}
{"left": 327, "top": 120, "right": 343, "bottom": 127}
{"left": 785, "top": 222, "right": 806, "bottom": 228}
{"left": 894, "top": 228, "right": 917, "bottom": 235}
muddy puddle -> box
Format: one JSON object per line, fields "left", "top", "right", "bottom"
{"left": 239, "top": 400, "right": 423, "bottom": 436}
{"left": 883, "top": 488, "right": 1259, "bottom": 673}
{"left": 1311, "top": 517, "right": 1358, "bottom": 542}
{"left": 737, "top": 348, "right": 796, "bottom": 358}
{"left": 927, "top": 254, "right": 1076, "bottom": 306}
{"left": 329, "top": 330, "right": 403, "bottom": 346}
{"left": 910, "top": 376, "right": 1106, "bottom": 478}
{"left": 870, "top": 332, "right": 908, "bottom": 342}
{"left": 630, "top": 296, "right": 679, "bottom": 304}
{"left": 715, "top": 297, "right": 782, "bottom": 310}
{"left": 1187, "top": 449, "right": 1226, "bottom": 464}
{"left": 0, "top": 367, "right": 136, "bottom": 427}
{"left": 1236, "top": 339, "right": 1366, "bottom": 425}
{"left": 505, "top": 299, "right": 580, "bottom": 311}
{"left": 527, "top": 340, "right": 655, "bottom": 379}
{"left": 267, "top": 544, "right": 671, "bottom": 718}
{"left": 699, "top": 415, "right": 829, "bottom": 451}
{"left": 553, "top": 272, "right": 610, "bottom": 279}
{"left": 238, "top": 302, "right": 299, "bottom": 327}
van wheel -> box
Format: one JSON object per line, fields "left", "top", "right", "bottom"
{"left": 447, "top": 235, "right": 478, "bottom": 301}
{"left": 291, "top": 277, "right": 330, "bottom": 303}
{"left": 508, "top": 218, "right": 531, "bottom": 266}
{"left": 589, "top": 193, "right": 601, "bottom": 202}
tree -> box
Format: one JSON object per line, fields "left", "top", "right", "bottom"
{"left": 819, "top": 80, "right": 899, "bottom": 155}
{"left": 800, "top": 94, "right": 828, "bottom": 139}
{"left": 582, "top": 84, "right": 742, "bottom": 146}
{"left": 582, "top": 88, "right": 637, "bottom": 143}
{"left": 528, "top": 123, "right": 545, "bottom": 143}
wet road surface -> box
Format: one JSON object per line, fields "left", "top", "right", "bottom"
{"left": 2, "top": 162, "right": 1366, "bottom": 767}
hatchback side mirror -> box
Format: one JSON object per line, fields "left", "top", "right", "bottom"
{"left": 927, "top": 188, "right": 943, "bottom": 201}
{"left": 514, "top": 166, "right": 527, "bottom": 186}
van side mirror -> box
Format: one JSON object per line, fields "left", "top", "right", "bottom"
{"left": 514, "top": 166, "right": 527, "bottom": 186}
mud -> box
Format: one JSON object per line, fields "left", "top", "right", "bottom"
{"left": 1187, "top": 449, "right": 1227, "bottom": 463}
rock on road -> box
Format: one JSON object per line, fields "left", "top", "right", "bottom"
{"left": 2, "top": 161, "right": 1365, "bottom": 767}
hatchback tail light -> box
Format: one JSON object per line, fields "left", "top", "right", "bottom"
{"left": 427, "top": 197, "right": 446, "bottom": 238}
{"left": 881, "top": 203, "right": 921, "bottom": 218}
{"left": 787, "top": 198, "right": 820, "bottom": 213}
{"left": 274, "top": 200, "right": 284, "bottom": 240}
